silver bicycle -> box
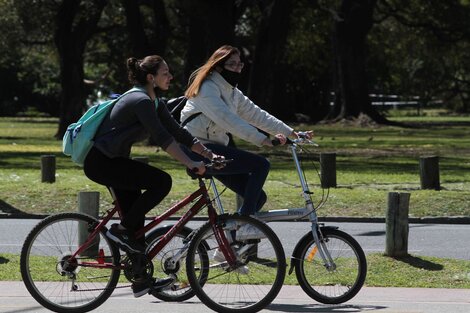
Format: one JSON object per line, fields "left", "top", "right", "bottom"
{"left": 253, "top": 134, "right": 367, "bottom": 304}
{"left": 152, "top": 134, "right": 367, "bottom": 305}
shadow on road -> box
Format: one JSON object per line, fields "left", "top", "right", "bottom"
{"left": 267, "top": 303, "right": 386, "bottom": 312}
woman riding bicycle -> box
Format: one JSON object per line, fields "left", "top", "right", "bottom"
{"left": 181, "top": 45, "right": 313, "bottom": 223}
{"left": 83, "top": 55, "right": 221, "bottom": 297}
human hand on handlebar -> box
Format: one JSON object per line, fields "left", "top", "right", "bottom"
{"left": 262, "top": 134, "right": 288, "bottom": 147}
{"left": 293, "top": 130, "right": 314, "bottom": 139}
{"left": 211, "top": 155, "right": 226, "bottom": 169}
{"left": 189, "top": 161, "right": 206, "bottom": 175}
{"left": 187, "top": 158, "right": 232, "bottom": 178}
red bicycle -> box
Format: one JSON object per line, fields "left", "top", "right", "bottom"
{"left": 20, "top": 161, "right": 286, "bottom": 313}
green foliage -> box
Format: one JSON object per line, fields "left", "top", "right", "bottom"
{"left": 1, "top": 0, "right": 468, "bottom": 120}
{"left": 370, "top": 0, "right": 470, "bottom": 111}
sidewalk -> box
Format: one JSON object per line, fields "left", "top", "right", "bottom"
{"left": 1, "top": 281, "right": 469, "bottom": 313}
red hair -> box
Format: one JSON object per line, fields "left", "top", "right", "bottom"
{"left": 184, "top": 45, "right": 240, "bottom": 98}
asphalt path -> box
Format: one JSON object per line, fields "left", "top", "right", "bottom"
{"left": 1, "top": 219, "right": 470, "bottom": 260}
{"left": 1, "top": 281, "right": 470, "bottom": 313}
{"left": 1, "top": 219, "right": 470, "bottom": 313}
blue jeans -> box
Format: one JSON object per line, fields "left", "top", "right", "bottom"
{"left": 185, "top": 143, "right": 270, "bottom": 215}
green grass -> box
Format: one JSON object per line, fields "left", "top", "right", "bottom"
{"left": 2, "top": 253, "right": 469, "bottom": 288}
{"left": 1, "top": 116, "right": 470, "bottom": 218}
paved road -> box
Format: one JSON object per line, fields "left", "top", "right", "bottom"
{"left": 1, "top": 281, "right": 470, "bottom": 313}
{"left": 1, "top": 219, "right": 470, "bottom": 313}
{"left": 1, "top": 219, "right": 470, "bottom": 260}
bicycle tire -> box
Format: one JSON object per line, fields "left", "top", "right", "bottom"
{"left": 294, "top": 227, "right": 367, "bottom": 304}
{"left": 146, "top": 225, "right": 209, "bottom": 302}
{"left": 20, "top": 212, "right": 121, "bottom": 313}
{"left": 186, "top": 214, "right": 286, "bottom": 313}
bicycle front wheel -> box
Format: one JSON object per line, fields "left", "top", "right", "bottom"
{"left": 146, "top": 225, "right": 208, "bottom": 302}
{"left": 186, "top": 214, "right": 286, "bottom": 313}
{"left": 20, "top": 213, "right": 121, "bottom": 313}
{"left": 294, "top": 227, "right": 367, "bottom": 304}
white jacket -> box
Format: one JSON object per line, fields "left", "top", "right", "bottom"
{"left": 181, "top": 71, "right": 293, "bottom": 146}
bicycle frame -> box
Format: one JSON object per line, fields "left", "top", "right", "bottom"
{"left": 75, "top": 176, "right": 237, "bottom": 271}
{"left": 209, "top": 140, "right": 336, "bottom": 270}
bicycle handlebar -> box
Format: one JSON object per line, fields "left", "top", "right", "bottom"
{"left": 271, "top": 132, "right": 318, "bottom": 146}
{"left": 188, "top": 158, "right": 233, "bottom": 179}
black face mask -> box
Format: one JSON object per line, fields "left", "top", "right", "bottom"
{"left": 219, "top": 68, "right": 241, "bottom": 87}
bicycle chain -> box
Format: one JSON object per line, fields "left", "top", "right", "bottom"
{"left": 71, "top": 284, "right": 132, "bottom": 292}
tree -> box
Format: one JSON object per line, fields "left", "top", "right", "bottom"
{"left": 182, "top": 0, "right": 236, "bottom": 82}
{"left": 373, "top": 0, "right": 470, "bottom": 113}
{"left": 54, "top": 0, "right": 107, "bottom": 138}
{"left": 122, "top": 0, "right": 170, "bottom": 58}
{"left": 247, "top": 0, "right": 295, "bottom": 119}
{"left": 323, "top": 0, "right": 388, "bottom": 122}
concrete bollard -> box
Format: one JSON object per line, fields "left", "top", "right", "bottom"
{"left": 78, "top": 191, "right": 100, "bottom": 257}
{"left": 41, "top": 155, "right": 56, "bottom": 183}
{"left": 385, "top": 192, "right": 410, "bottom": 257}
{"left": 320, "top": 152, "right": 337, "bottom": 188}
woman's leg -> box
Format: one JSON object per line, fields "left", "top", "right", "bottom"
{"left": 84, "top": 147, "right": 172, "bottom": 232}
{"left": 215, "top": 174, "right": 268, "bottom": 214}
{"left": 183, "top": 144, "right": 270, "bottom": 215}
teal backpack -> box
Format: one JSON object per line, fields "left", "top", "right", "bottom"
{"left": 62, "top": 87, "right": 151, "bottom": 166}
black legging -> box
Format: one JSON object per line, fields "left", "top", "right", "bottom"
{"left": 84, "top": 147, "right": 172, "bottom": 233}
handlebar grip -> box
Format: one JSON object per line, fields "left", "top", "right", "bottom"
{"left": 272, "top": 137, "right": 293, "bottom": 146}
{"left": 186, "top": 167, "right": 200, "bottom": 179}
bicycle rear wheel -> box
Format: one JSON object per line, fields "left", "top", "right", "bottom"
{"left": 20, "top": 213, "right": 121, "bottom": 313}
{"left": 294, "top": 227, "right": 367, "bottom": 304}
{"left": 186, "top": 214, "right": 286, "bottom": 313}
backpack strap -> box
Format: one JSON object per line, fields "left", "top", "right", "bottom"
{"left": 93, "top": 87, "right": 153, "bottom": 140}
{"left": 181, "top": 112, "right": 202, "bottom": 127}
{"left": 166, "top": 95, "right": 202, "bottom": 127}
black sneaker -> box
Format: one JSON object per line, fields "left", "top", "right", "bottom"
{"left": 132, "top": 277, "right": 174, "bottom": 298}
{"left": 106, "top": 224, "right": 144, "bottom": 254}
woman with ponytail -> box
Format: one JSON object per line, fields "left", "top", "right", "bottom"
{"left": 83, "top": 55, "right": 221, "bottom": 297}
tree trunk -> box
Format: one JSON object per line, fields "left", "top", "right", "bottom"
{"left": 248, "top": 0, "right": 294, "bottom": 120}
{"left": 55, "top": 0, "right": 106, "bottom": 139}
{"left": 122, "top": 0, "right": 152, "bottom": 57}
{"left": 329, "top": 0, "right": 387, "bottom": 123}
{"left": 183, "top": 0, "right": 235, "bottom": 82}
{"left": 150, "top": 0, "right": 170, "bottom": 55}
{"left": 123, "top": 0, "right": 169, "bottom": 57}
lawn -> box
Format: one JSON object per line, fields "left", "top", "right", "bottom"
{"left": 1, "top": 252, "right": 469, "bottom": 288}
{"left": 1, "top": 113, "right": 470, "bottom": 218}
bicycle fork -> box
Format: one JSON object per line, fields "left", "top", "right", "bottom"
{"left": 290, "top": 143, "right": 336, "bottom": 272}
{"left": 309, "top": 220, "right": 337, "bottom": 271}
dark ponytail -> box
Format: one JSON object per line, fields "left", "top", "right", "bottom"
{"left": 127, "top": 55, "right": 164, "bottom": 85}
